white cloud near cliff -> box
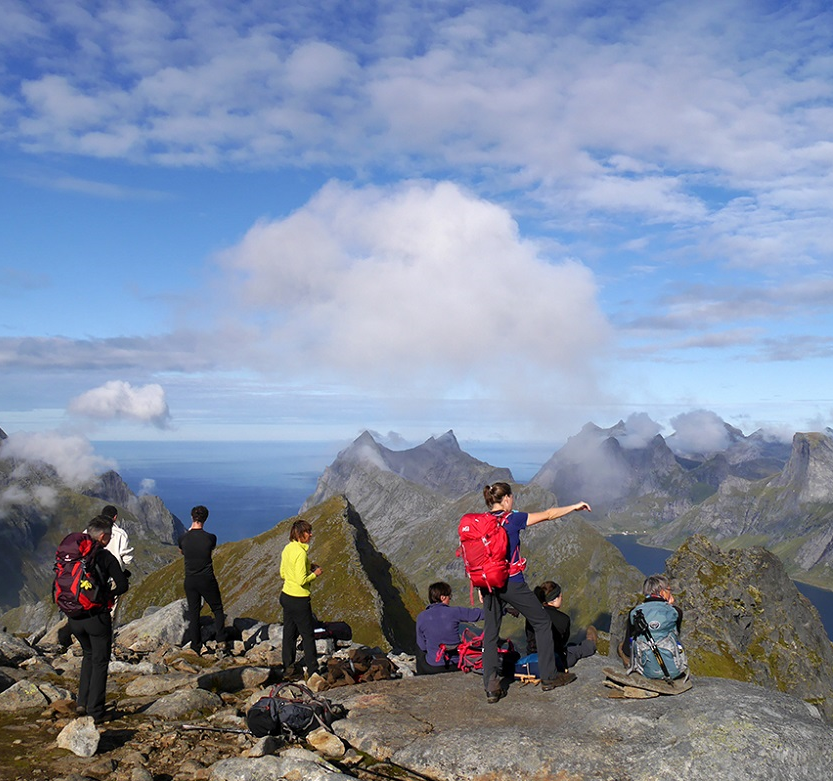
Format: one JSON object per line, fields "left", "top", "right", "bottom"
{"left": 68, "top": 381, "right": 171, "bottom": 428}
{"left": 619, "top": 413, "right": 664, "bottom": 450}
{"left": 668, "top": 410, "right": 731, "bottom": 455}
{"left": 0, "top": 431, "right": 116, "bottom": 488}
{"left": 218, "top": 180, "right": 612, "bottom": 411}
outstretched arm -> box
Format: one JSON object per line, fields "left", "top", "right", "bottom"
{"left": 526, "top": 501, "right": 591, "bottom": 526}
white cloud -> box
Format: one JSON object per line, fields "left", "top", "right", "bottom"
{"left": 0, "top": 431, "right": 115, "bottom": 488}
{"left": 619, "top": 413, "right": 664, "bottom": 450}
{"left": 138, "top": 477, "right": 156, "bottom": 495}
{"left": 218, "top": 179, "right": 613, "bottom": 408}
{"left": 367, "top": 430, "right": 410, "bottom": 448}
{"left": 668, "top": 409, "right": 731, "bottom": 455}
{"left": 7, "top": 0, "right": 833, "bottom": 244}
{"left": 68, "top": 380, "right": 171, "bottom": 428}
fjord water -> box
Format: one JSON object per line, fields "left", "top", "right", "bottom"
{"left": 609, "top": 534, "right": 833, "bottom": 641}
{"left": 94, "top": 439, "right": 833, "bottom": 639}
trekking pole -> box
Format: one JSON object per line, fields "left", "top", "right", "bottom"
{"left": 179, "top": 724, "right": 252, "bottom": 734}
{"left": 632, "top": 610, "right": 674, "bottom": 685}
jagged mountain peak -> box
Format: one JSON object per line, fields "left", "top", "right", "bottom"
{"left": 772, "top": 430, "right": 833, "bottom": 503}
{"left": 426, "top": 429, "right": 461, "bottom": 450}
{"left": 304, "top": 430, "right": 512, "bottom": 509}
{"left": 576, "top": 420, "right": 626, "bottom": 440}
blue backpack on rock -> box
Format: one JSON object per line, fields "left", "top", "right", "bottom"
{"left": 628, "top": 601, "right": 688, "bottom": 680}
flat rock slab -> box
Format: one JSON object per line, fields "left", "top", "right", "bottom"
{"left": 327, "top": 656, "right": 833, "bottom": 781}
{"left": 603, "top": 665, "right": 693, "bottom": 694}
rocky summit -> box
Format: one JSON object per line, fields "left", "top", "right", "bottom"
{"left": 649, "top": 430, "right": 833, "bottom": 587}
{"left": 0, "top": 625, "right": 831, "bottom": 781}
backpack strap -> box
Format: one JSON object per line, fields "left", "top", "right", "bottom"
{"left": 495, "top": 510, "right": 529, "bottom": 576}
{"left": 455, "top": 629, "right": 484, "bottom": 671}
{"left": 435, "top": 644, "right": 459, "bottom": 666}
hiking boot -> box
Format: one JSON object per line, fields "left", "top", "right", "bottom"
{"left": 586, "top": 625, "right": 598, "bottom": 644}
{"left": 486, "top": 688, "right": 507, "bottom": 704}
{"left": 75, "top": 705, "right": 86, "bottom": 716}
{"left": 541, "top": 672, "right": 576, "bottom": 691}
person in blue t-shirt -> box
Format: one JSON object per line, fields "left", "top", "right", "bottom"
{"left": 415, "top": 582, "right": 483, "bottom": 674}
{"left": 479, "top": 482, "right": 591, "bottom": 703}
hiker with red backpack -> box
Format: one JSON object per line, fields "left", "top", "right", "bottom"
{"left": 55, "top": 515, "right": 129, "bottom": 722}
{"left": 459, "top": 482, "right": 590, "bottom": 703}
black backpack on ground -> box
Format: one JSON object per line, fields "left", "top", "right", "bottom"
{"left": 246, "top": 682, "right": 345, "bottom": 739}
{"left": 53, "top": 532, "right": 110, "bottom": 618}
{"left": 313, "top": 618, "right": 353, "bottom": 642}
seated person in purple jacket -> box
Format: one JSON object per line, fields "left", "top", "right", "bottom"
{"left": 415, "top": 582, "right": 483, "bottom": 675}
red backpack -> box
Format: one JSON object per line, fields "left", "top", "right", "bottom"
{"left": 448, "top": 627, "right": 518, "bottom": 675}
{"left": 53, "top": 532, "right": 110, "bottom": 617}
{"left": 457, "top": 511, "right": 510, "bottom": 598}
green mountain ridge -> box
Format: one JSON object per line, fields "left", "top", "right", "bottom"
{"left": 124, "top": 495, "right": 423, "bottom": 651}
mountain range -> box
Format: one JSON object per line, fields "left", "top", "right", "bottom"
{"left": 2, "top": 420, "right": 833, "bottom": 714}
{"left": 302, "top": 429, "right": 644, "bottom": 634}
{"left": 520, "top": 419, "right": 833, "bottom": 588}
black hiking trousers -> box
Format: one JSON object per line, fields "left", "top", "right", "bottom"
{"left": 184, "top": 573, "right": 226, "bottom": 653}
{"left": 280, "top": 591, "right": 318, "bottom": 673}
{"left": 482, "top": 579, "right": 557, "bottom": 692}
{"left": 68, "top": 609, "right": 113, "bottom": 720}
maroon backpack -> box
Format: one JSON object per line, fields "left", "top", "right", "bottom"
{"left": 53, "top": 532, "right": 110, "bottom": 617}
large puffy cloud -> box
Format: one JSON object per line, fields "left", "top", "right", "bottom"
{"left": 218, "top": 180, "right": 612, "bottom": 411}
{"left": 68, "top": 380, "right": 171, "bottom": 428}
{"left": 668, "top": 409, "right": 731, "bottom": 455}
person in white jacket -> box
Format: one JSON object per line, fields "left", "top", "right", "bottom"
{"left": 100, "top": 505, "right": 134, "bottom": 570}
{"left": 100, "top": 505, "right": 133, "bottom": 623}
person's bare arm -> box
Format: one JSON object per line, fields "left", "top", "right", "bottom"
{"left": 526, "top": 501, "right": 591, "bottom": 526}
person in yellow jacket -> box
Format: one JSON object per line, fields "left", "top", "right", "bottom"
{"left": 279, "top": 519, "right": 322, "bottom": 677}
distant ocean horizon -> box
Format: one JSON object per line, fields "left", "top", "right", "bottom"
{"left": 93, "top": 439, "right": 833, "bottom": 640}
{"left": 92, "top": 439, "right": 559, "bottom": 542}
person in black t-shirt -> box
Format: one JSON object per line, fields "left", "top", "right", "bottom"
{"left": 525, "top": 581, "right": 597, "bottom": 671}
{"left": 179, "top": 505, "right": 226, "bottom": 654}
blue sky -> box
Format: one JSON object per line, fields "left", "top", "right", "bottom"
{"left": 2, "top": 0, "right": 833, "bottom": 457}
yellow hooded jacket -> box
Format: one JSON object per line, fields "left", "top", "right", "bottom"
{"left": 280, "top": 539, "right": 317, "bottom": 597}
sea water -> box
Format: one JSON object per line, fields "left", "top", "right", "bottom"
{"left": 93, "top": 439, "right": 555, "bottom": 542}
{"left": 93, "top": 440, "right": 344, "bottom": 542}
{"left": 93, "top": 440, "right": 833, "bottom": 640}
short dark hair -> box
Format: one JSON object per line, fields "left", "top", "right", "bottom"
{"left": 101, "top": 505, "right": 118, "bottom": 521}
{"left": 191, "top": 506, "right": 209, "bottom": 524}
{"left": 290, "top": 519, "right": 312, "bottom": 541}
{"left": 428, "top": 582, "right": 452, "bottom": 604}
{"left": 87, "top": 516, "right": 112, "bottom": 539}
{"left": 534, "top": 580, "right": 561, "bottom": 603}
